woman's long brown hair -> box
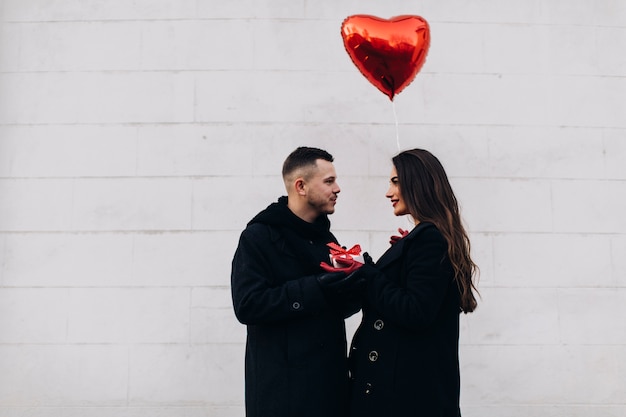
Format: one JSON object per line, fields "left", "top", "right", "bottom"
{"left": 393, "top": 149, "right": 479, "bottom": 313}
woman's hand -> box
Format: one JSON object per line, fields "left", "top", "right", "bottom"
{"left": 389, "top": 228, "right": 409, "bottom": 245}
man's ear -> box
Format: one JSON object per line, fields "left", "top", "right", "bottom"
{"left": 294, "top": 178, "right": 306, "bottom": 196}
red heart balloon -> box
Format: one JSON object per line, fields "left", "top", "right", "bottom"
{"left": 341, "top": 15, "right": 430, "bottom": 100}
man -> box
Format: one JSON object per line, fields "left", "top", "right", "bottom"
{"left": 231, "top": 147, "right": 363, "bottom": 417}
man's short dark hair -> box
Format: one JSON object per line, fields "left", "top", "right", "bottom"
{"left": 282, "top": 147, "right": 334, "bottom": 179}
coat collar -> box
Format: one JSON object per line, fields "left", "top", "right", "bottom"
{"left": 375, "top": 222, "right": 435, "bottom": 269}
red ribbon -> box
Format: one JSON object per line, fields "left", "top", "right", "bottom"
{"left": 326, "top": 242, "right": 361, "bottom": 257}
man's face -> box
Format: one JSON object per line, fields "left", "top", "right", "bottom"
{"left": 304, "top": 159, "right": 341, "bottom": 216}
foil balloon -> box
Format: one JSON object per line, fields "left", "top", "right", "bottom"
{"left": 341, "top": 15, "right": 430, "bottom": 100}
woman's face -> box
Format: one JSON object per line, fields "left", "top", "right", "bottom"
{"left": 386, "top": 166, "right": 409, "bottom": 216}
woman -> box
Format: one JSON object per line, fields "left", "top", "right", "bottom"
{"left": 349, "top": 149, "right": 479, "bottom": 417}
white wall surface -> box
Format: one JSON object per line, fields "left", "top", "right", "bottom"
{"left": 1, "top": 0, "right": 625, "bottom": 416}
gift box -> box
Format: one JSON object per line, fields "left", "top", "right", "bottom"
{"left": 326, "top": 242, "right": 364, "bottom": 267}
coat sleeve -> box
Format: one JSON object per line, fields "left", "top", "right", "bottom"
{"left": 367, "top": 226, "right": 454, "bottom": 331}
{"left": 231, "top": 224, "right": 328, "bottom": 325}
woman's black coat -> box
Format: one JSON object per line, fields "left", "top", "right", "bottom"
{"left": 231, "top": 197, "right": 353, "bottom": 417}
{"left": 349, "top": 222, "right": 462, "bottom": 417}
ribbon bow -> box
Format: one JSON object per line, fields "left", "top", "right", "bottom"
{"left": 327, "top": 242, "right": 362, "bottom": 257}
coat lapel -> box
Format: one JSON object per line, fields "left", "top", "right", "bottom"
{"left": 375, "top": 222, "right": 433, "bottom": 269}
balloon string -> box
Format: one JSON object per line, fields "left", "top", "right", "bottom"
{"left": 392, "top": 100, "right": 400, "bottom": 151}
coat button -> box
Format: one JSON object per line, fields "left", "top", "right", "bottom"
{"left": 368, "top": 351, "right": 378, "bottom": 362}
{"left": 365, "top": 382, "right": 372, "bottom": 394}
{"left": 292, "top": 302, "right": 301, "bottom": 310}
{"left": 373, "top": 319, "right": 384, "bottom": 330}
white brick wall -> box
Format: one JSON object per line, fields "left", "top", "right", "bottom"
{"left": 0, "top": 0, "right": 624, "bottom": 416}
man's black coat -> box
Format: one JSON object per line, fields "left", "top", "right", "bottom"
{"left": 231, "top": 197, "right": 352, "bottom": 417}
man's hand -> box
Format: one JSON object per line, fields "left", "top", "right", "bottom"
{"left": 319, "top": 257, "right": 363, "bottom": 274}
{"left": 316, "top": 270, "right": 366, "bottom": 295}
